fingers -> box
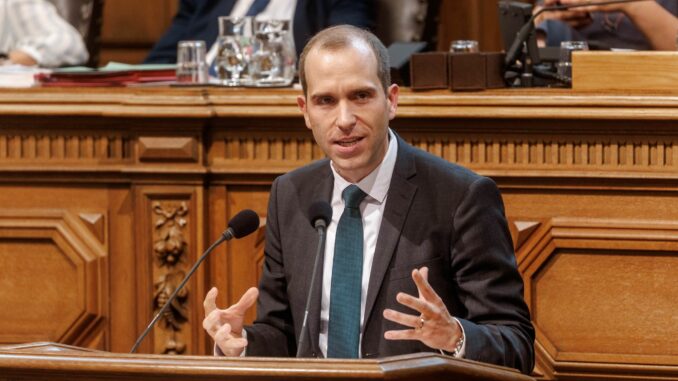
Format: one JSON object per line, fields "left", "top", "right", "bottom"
{"left": 215, "top": 323, "right": 248, "bottom": 356}
{"left": 396, "top": 292, "right": 438, "bottom": 318}
{"left": 203, "top": 287, "right": 218, "bottom": 316}
{"left": 383, "top": 308, "right": 421, "bottom": 329}
{"left": 412, "top": 267, "right": 443, "bottom": 308}
{"left": 384, "top": 328, "right": 419, "bottom": 341}
{"left": 231, "top": 287, "right": 259, "bottom": 314}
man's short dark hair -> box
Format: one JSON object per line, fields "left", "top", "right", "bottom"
{"left": 298, "top": 25, "right": 391, "bottom": 97}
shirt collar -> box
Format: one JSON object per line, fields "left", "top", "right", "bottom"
{"left": 330, "top": 129, "right": 397, "bottom": 204}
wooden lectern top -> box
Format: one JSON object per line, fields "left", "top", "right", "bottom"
{"left": 0, "top": 342, "right": 534, "bottom": 381}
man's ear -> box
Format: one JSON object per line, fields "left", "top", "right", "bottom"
{"left": 297, "top": 95, "right": 312, "bottom": 129}
{"left": 386, "top": 84, "right": 399, "bottom": 120}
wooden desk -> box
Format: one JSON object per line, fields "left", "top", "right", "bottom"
{"left": 0, "top": 87, "right": 676, "bottom": 381}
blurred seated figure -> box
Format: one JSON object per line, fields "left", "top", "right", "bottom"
{"left": 145, "top": 0, "right": 374, "bottom": 64}
{"left": 0, "top": 0, "right": 89, "bottom": 67}
{"left": 535, "top": 0, "right": 678, "bottom": 50}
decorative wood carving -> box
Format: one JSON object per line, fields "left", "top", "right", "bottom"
{"left": 0, "top": 210, "right": 107, "bottom": 347}
{"left": 151, "top": 201, "right": 190, "bottom": 355}
{"left": 79, "top": 213, "right": 105, "bottom": 244}
{"left": 0, "top": 134, "right": 130, "bottom": 162}
{"left": 399, "top": 134, "right": 676, "bottom": 173}
{"left": 3, "top": 88, "right": 678, "bottom": 380}
{"left": 139, "top": 137, "right": 198, "bottom": 162}
{"left": 508, "top": 220, "right": 541, "bottom": 250}
{"left": 517, "top": 218, "right": 678, "bottom": 380}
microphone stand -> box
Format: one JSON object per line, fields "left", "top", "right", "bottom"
{"left": 130, "top": 232, "right": 230, "bottom": 353}
{"left": 296, "top": 220, "right": 327, "bottom": 357}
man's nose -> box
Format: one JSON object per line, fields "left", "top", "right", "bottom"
{"left": 335, "top": 101, "right": 357, "bottom": 130}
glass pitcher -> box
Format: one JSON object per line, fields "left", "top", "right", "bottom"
{"left": 214, "top": 16, "right": 255, "bottom": 86}
{"left": 251, "top": 19, "right": 296, "bottom": 87}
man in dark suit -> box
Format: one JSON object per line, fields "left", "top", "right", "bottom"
{"left": 144, "top": 0, "right": 374, "bottom": 63}
{"left": 202, "top": 25, "right": 535, "bottom": 374}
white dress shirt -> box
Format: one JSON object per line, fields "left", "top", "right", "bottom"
{"left": 0, "top": 0, "right": 88, "bottom": 67}
{"left": 318, "top": 129, "right": 399, "bottom": 357}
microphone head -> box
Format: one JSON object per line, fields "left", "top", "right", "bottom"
{"left": 228, "top": 209, "right": 260, "bottom": 238}
{"left": 308, "top": 201, "right": 332, "bottom": 228}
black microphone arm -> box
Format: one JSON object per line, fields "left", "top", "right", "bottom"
{"left": 296, "top": 201, "right": 332, "bottom": 357}
{"left": 130, "top": 209, "right": 260, "bottom": 353}
{"left": 504, "top": 0, "right": 646, "bottom": 68}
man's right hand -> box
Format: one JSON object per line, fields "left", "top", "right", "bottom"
{"left": 202, "top": 286, "right": 259, "bottom": 356}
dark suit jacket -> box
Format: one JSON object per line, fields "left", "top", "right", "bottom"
{"left": 245, "top": 136, "right": 535, "bottom": 374}
{"left": 144, "top": 0, "right": 374, "bottom": 63}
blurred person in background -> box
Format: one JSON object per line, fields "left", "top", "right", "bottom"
{"left": 145, "top": 0, "right": 374, "bottom": 63}
{"left": 535, "top": 0, "right": 678, "bottom": 50}
{"left": 0, "top": 0, "right": 88, "bottom": 67}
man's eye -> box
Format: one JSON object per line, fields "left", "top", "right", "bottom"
{"left": 317, "top": 97, "right": 334, "bottom": 105}
{"left": 355, "top": 92, "right": 371, "bottom": 101}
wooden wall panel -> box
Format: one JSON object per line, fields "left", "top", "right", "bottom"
{"left": 100, "top": 0, "right": 178, "bottom": 64}
{"left": 0, "top": 209, "right": 107, "bottom": 349}
{"left": 1, "top": 87, "right": 677, "bottom": 381}
{"left": 437, "top": 0, "right": 504, "bottom": 52}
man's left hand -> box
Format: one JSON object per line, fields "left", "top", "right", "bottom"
{"left": 383, "top": 267, "right": 462, "bottom": 353}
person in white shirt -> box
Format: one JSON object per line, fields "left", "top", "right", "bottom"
{"left": 0, "top": 0, "right": 88, "bottom": 67}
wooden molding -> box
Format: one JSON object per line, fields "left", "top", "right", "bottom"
{"left": 0, "top": 210, "right": 107, "bottom": 346}
{"left": 516, "top": 218, "right": 678, "bottom": 378}
{"left": 79, "top": 213, "right": 106, "bottom": 244}
{"left": 139, "top": 136, "right": 199, "bottom": 162}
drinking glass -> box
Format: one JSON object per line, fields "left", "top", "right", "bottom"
{"left": 251, "top": 19, "right": 296, "bottom": 87}
{"left": 214, "top": 16, "right": 254, "bottom": 86}
{"left": 558, "top": 40, "right": 588, "bottom": 81}
{"left": 450, "top": 40, "right": 479, "bottom": 53}
{"left": 176, "top": 40, "right": 208, "bottom": 84}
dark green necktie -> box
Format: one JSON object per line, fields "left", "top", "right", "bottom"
{"left": 327, "top": 185, "right": 367, "bottom": 358}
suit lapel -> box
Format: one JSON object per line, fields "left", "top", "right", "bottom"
{"left": 304, "top": 162, "right": 333, "bottom": 356}
{"left": 363, "top": 137, "right": 417, "bottom": 329}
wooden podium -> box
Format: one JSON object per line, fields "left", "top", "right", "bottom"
{"left": 0, "top": 342, "right": 533, "bottom": 381}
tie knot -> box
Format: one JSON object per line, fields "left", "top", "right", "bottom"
{"left": 342, "top": 185, "right": 367, "bottom": 209}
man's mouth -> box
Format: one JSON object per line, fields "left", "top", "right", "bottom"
{"left": 335, "top": 137, "right": 363, "bottom": 147}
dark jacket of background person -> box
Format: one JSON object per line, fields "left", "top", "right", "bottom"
{"left": 144, "top": 0, "right": 374, "bottom": 63}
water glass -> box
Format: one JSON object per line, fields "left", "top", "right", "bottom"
{"left": 176, "top": 40, "right": 208, "bottom": 84}
{"left": 450, "top": 40, "right": 479, "bottom": 53}
{"left": 558, "top": 40, "right": 588, "bottom": 81}
{"left": 214, "top": 16, "right": 254, "bottom": 86}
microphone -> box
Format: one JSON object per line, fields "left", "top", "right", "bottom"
{"left": 503, "top": 0, "right": 645, "bottom": 68}
{"left": 130, "top": 209, "right": 260, "bottom": 353}
{"left": 296, "top": 201, "right": 332, "bottom": 357}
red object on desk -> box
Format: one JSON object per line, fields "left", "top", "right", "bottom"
{"left": 34, "top": 69, "right": 176, "bottom": 87}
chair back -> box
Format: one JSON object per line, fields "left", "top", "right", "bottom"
{"left": 46, "top": 0, "right": 105, "bottom": 67}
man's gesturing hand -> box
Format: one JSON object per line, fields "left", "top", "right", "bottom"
{"left": 382, "top": 267, "right": 463, "bottom": 353}
{"left": 202, "top": 286, "right": 259, "bottom": 356}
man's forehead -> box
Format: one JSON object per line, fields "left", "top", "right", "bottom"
{"left": 307, "top": 38, "right": 376, "bottom": 66}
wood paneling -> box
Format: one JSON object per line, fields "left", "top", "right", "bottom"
{"left": 100, "top": 0, "right": 178, "bottom": 64}
{"left": 0, "top": 210, "right": 107, "bottom": 348}
{"left": 0, "top": 87, "right": 677, "bottom": 381}
{"left": 437, "top": 0, "right": 504, "bottom": 52}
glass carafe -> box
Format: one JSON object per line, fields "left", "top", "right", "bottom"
{"left": 214, "top": 16, "right": 255, "bottom": 86}
{"left": 251, "top": 19, "right": 296, "bottom": 87}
